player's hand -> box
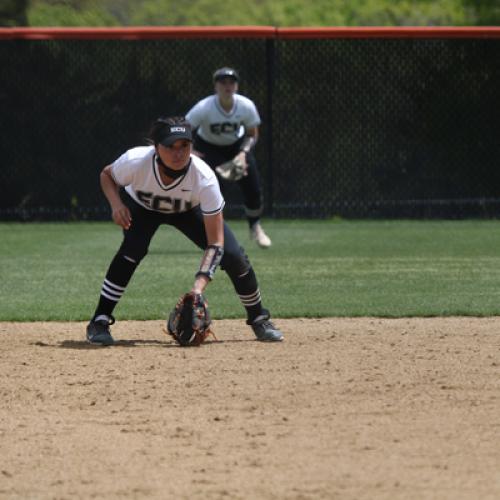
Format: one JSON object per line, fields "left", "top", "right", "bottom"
{"left": 191, "top": 274, "right": 209, "bottom": 296}
{"left": 111, "top": 203, "right": 132, "bottom": 230}
{"left": 234, "top": 151, "right": 248, "bottom": 176}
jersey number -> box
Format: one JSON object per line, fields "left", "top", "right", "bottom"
{"left": 136, "top": 191, "right": 193, "bottom": 212}
{"left": 210, "top": 122, "right": 239, "bottom": 135}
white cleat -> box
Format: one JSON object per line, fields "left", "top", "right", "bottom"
{"left": 250, "top": 223, "right": 272, "bottom": 248}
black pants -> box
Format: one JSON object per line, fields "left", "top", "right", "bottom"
{"left": 193, "top": 135, "right": 263, "bottom": 221}
{"left": 119, "top": 191, "right": 250, "bottom": 276}
{"left": 92, "top": 191, "right": 264, "bottom": 323}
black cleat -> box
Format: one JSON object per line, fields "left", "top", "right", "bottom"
{"left": 250, "top": 312, "right": 284, "bottom": 342}
{"left": 86, "top": 315, "right": 115, "bottom": 346}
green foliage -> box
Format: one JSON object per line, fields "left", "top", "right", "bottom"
{"left": 23, "top": 0, "right": 500, "bottom": 27}
{"left": 0, "top": 0, "right": 28, "bottom": 26}
{"left": 28, "top": 0, "right": 118, "bottom": 26}
{"left": 341, "top": 0, "right": 468, "bottom": 26}
{"left": 2, "top": 220, "right": 500, "bottom": 321}
{"left": 463, "top": 0, "right": 500, "bottom": 24}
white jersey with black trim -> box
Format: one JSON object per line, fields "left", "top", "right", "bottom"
{"left": 110, "top": 146, "right": 225, "bottom": 215}
{"left": 186, "top": 94, "right": 261, "bottom": 146}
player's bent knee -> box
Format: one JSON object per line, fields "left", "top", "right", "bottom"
{"left": 220, "top": 245, "right": 251, "bottom": 277}
{"left": 118, "top": 245, "right": 148, "bottom": 264}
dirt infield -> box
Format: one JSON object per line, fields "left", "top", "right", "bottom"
{"left": 1, "top": 317, "right": 500, "bottom": 499}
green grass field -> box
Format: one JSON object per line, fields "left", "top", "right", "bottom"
{"left": 1, "top": 219, "right": 500, "bottom": 321}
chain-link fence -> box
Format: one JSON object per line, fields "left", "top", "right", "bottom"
{"left": 1, "top": 30, "right": 499, "bottom": 220}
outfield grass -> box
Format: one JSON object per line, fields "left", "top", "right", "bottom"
{"left": 1, "top": 219, "right": 500, "bottom": 321}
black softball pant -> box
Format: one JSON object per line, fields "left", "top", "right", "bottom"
{"left": 118, "top": 191, "right": 252, "bottom": 277}
{"left": 93, "top": 191, "right": 265, "bottom": 322}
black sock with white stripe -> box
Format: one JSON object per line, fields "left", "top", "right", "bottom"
{"left": 230, "top": 266, "right": 264, "bottom": 323}
{"left": 92, "top": 253, "right": 138, "bottom": 320}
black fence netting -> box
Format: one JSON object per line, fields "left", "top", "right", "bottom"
{"left": 1, "top": 34, "right": 499, "bottom": 220}
{"left": 272, "top": 37, "right": 500, "bottom": 218}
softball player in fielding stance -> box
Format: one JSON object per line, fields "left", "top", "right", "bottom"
{"left": 186, "top": 67, "right": 272, "bottom": 248}
{"left": 86, "top": 116, "right": 283, "bottom": 346}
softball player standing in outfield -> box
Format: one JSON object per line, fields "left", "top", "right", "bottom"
{"left": 186, "top": 67, "right": 272, "bottom": 248}
{"left": 86, "top": 116, "right": 283, "bottom": 346}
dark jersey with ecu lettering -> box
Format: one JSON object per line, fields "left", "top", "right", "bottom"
{"left": 110, "top": 146, "right": 225, "bottom": 216}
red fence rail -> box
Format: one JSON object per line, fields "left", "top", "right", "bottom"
{"left": 0, "top": 26, "right": 500, "bottom": 40}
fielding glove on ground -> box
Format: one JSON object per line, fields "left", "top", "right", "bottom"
{"left": 167, "top": 292, "right": 213, "bottom": 346}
